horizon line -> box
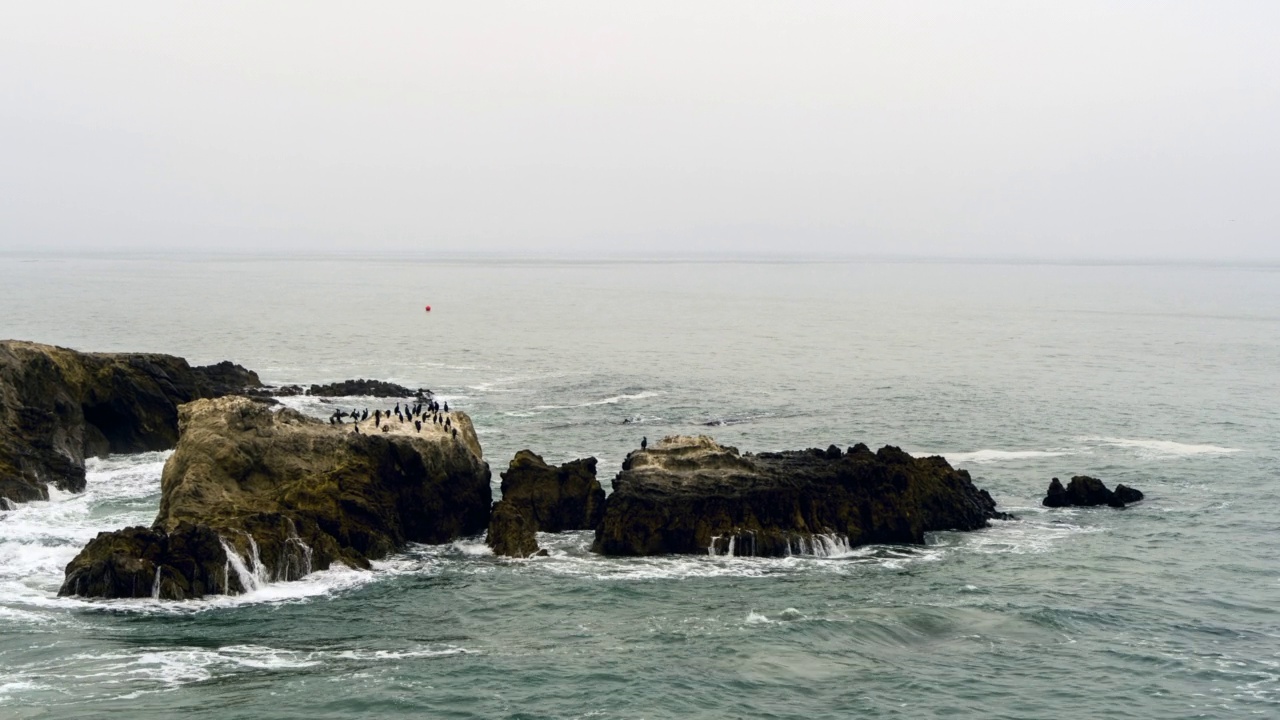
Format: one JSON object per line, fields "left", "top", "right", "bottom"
{"left": 3, "top": 248, "right": 1279, "bottom": 268}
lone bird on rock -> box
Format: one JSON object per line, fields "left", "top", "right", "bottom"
{"left": 641, "top": 436, "right": 647, "bottom": 450}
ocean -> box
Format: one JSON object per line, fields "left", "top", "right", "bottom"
{"left": 1, "top": 254, "right": 1277, "bottom": 719}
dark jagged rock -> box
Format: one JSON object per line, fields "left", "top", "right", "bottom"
{"left": 242, "top": 384, "right": 304, "bottom": 398}
{"left": 498, "top": 451, "right": 604, "bottom": 532}
{"left": 1043, "top": 476, "right": 1143, "bottom": 508}
{"left": 1113, "top": 484, "right": 1144, "bottom": 505}
{"left": 592, "top": 435, "right": 1007, "bottom": 557}
{"left": 60, "top": 396, "right": 490, "bottom": 599}
{"left": 59, "top": 523, "right": 231, "bottom": 600}
{"left": 485, "top": 450, "right": 604, "bottom": 557}
{"left": 0, "top": 340, "right": 261, "bottom": 505}
{"left": 306, "top": 379, "right": 430, "bottom": 398}
{"left": 486, "top": 502, "right": 542, "bottom": 558}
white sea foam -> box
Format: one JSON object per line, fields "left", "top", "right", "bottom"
{"left": 939, "top": 513, "right": 1103, "bottom": 555}
{"left": 331, "top": 647, "right": 473, "bottom": 660}
{"left": 0, "top": 453, "right": 378, "bottom": 614}
{"left": 938, "top": 449, "right": 1070, "bottom": 464}
{"left": 744, "top": 610, "right": 774, "bottom": 625}
{"left": 1087, "top": 437, "right": 1242, "bottom": 458}
{"left": 1, "top": 640, "right": 471, "bottom": 701}
{"left": 533, "top": 531, "right": 948, "bottom": 580}
{"left": 533, "top": 391, "right": 662, "bottom": 410}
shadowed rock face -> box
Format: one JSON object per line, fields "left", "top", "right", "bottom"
{"left": 486, "top": 450, "right": 605, "bottom": 557}
{"left": 60, "top": 396, "right": 491, "bottom": 599}
{"left": 1043, "top": 476, "right": 1144, "bottom": 508}
{"left": 306, "top": 379, "right": 429, "bottom": 398}
{"left": 592, "top": 436, "right": 1007, "bottom": 557}
{"left": 0, "top": 340, "right": 260, "bottom": 505}
{"left": 486, "top": 502, "right": 541, "bottom": 559}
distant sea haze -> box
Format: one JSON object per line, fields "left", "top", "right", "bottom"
{"left": 1, "top": 255, "right": 1277, "bottom": 718}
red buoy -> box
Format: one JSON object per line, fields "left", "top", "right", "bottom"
{"left": 425, "top": 305, "right": 432, "bottom": 312}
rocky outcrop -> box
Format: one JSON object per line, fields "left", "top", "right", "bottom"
{"left": 307, "top": 379, "right": 429, "bottom": 398}
{"left": 486, "top": 502, "right": 542, "bottom": 559}
{"left": 0, "top": 340, "right": 260, "bottom": 504}
{"left": 485, "top": 451, "right": 605, "bottom": 557}
{"left": 592, "top": 436, "right": 1007, "bottom": 557}
{"left": 1043, "top": 476, "right": 1144, "bottom": 508}
{"left": 60, "top": 396, "right": 491, "bottom": 599}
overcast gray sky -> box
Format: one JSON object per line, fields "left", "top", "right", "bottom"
{"left": 1, "top": 2, "right": 1276, "bottom": 259}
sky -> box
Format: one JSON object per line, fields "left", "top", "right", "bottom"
{"left": 1, "top": 2, "right": 1277, "bottom": 260}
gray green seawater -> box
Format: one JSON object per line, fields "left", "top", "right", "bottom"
{"left": 1, "top": 255, "right": 1278, "bottom": 719}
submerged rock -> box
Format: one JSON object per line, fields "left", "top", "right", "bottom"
{"left": 60, "top": 396, "right": 491, "bottom": 599}
{"left": 486, "top": 451, "right": 605, "bottom": 557}
{"left": 306, "top": 379, "right": 429, "bottom": 398}
{"left": 1043, "top": 476, "right": 1143, "bottom": 508}
{"left": 0, "top": 340, "right": 260, "bottom": 505}
{"left": 592, "top": 435, "right": 1007, "bottom": 557}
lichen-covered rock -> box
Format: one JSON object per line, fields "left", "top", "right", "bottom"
{"left": 0, "top": 340, "right": 260, "bottom": 504}
{"left": 1043, "top": 476, "right": 1143, "bottom": 508}
{"left": 485, "top": 450, "right": 604, "bottom": 557}
{"left": 592, "top": 436, "right": 1007, "bottom": 557}
{"left": 60, "top": 396, "right": 491, "bottom": 599}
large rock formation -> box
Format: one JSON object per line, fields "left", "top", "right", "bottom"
{"left": 486, "top": 451, "right": 604, "bottom": 557}
{"left": 60, "top": 396, "right": 491, "bottom": 599}
{"left": 593, "top": 436, "right": 1007, "bottom": 557}
{"left": 0, "top": 340, "right": 260, "bottom": 504}
{"left": 1043, "top": 476, "right": 1144, "bottom": 508}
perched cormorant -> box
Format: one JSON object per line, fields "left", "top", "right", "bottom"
{"left": 641, "top": 436, "right": 647, "bottom": 450}
{"left": 415, "top": 420, "right": 422, "bottom": 432}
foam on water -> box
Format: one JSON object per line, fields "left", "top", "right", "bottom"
{"left": 0, "top": 452, "right": 388, "bottom": 618}
{"left": 1087, "top": 437, "right": 1243, "bottom": 459}
{"left": 0, "top": 641, "right": 474, "bottom": 705}
{"left": 945, "top": 513, "right": 1104, "bottom": 555}
{"left": 0, "top": 453, "right": 168, "bottom": 612}
{"left": 533, "top": 390, "right": 662, "bottom": 410}
{"left": 939, "top": 449, "right": 1071, "bottom": 464}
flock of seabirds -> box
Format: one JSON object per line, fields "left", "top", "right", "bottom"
{"left": 327, "top": 397, "right": 653, "bottom": 450}
{"left": 328, "top": 398, "right": 461, "bottom": 440}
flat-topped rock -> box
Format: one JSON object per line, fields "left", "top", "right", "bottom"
{"left": 593, "top": 435, "right": 1007, "bottom": 557}
{"left": 0, "top": 340, "right": 260, "bottom": 504}
{"left": 60, "top": 396, "right": 490, "bottom": 599}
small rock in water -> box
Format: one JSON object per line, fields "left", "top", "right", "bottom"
{"left": 1043, "top": 475, "right": 1143, "bottom": 508}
